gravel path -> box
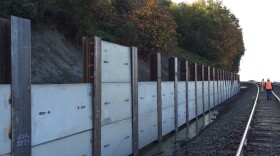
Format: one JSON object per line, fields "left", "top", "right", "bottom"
{"left": 174, "top": 83, "right": 257, "bottom": 156}
{"left": 244, "top": 85, "right": 280, "bottom": 155}
{"left": 273, "top": 84, "right": 280, "bottom": 97}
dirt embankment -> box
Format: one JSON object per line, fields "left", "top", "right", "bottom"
{"left": 31, "top": 25, "right": 171, "bottom": 84}
{"left": 31, "top": 25, "right": 83, "bottom": 84}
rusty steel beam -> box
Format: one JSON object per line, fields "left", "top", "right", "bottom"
{"left": 189, "top": 63, "right": 195, "bottom": 81}
{"left": 83, "top": 37, "right": 102, "bottom": 156}
{"left": 83, "top": 37, "right": 95, "bottom": 83}
{"left": 0, "top": 18, "right": 11, "bottom": 84}
{"left": 83, "top": 37, "right": 101, "bottom": 155}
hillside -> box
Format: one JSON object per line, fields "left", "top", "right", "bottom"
{"left": 30, "top": 24, "right": 215, "bottom": 83}
{"left": 31, "top": 24, "right": 83, "bottom": 84}
{"left": 31, "top": 24, "right": 159, "bottom": 83}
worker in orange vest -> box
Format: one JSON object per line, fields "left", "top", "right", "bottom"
{"left": 265, "top": 78, "right": 273, "bottom": 101}
{"left": 260, "top": 78, "right": 265, "bottom": 93}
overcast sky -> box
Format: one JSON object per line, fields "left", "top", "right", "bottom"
{"left": 172, "top": 0, "right": 280, "bottom": 82}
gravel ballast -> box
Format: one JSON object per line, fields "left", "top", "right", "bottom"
{"left": 173, "top": 83, "right": 257, "bottom": 155}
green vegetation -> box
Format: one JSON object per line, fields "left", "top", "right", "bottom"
{"left": 170, "top": 0, "right": 244, "bottom": 71}
{"left": 0, "top": 0, "right": 245, "bottom": 72}
{"left": 171, "top": 46, "right": 215, "bottom": 66}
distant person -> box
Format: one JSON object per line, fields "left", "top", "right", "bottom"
{"left": 260, "top": 78, "right": 265, "bottom": 93}
{"left": 265, "top": 78, "right": 273, "bottom": 101}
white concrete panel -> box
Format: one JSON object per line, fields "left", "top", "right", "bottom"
{"left": 188, "top": 81, "right": 195, "bottom": 91}
{"left": 161, "top": 82, "right": 174, "bottom": 108}
{"left": 232, "top": 83, "right": 234, "bottom": 94}
{"left": 231, "top": 82, "right": 234, "bottom": 95}
{"left": 197, "top": 81, "right": 203, "bottom": 115}
{"left": 138, "top": 111, "right": 158, "bottom": 149}
{"left": 217, "top": 81, "right": 220, "bottom": 104}
{"left": 223, "top": 81, "right": 226, "bottom": 101}
{"left": 227, "top": 81, "right": 230, "bottom": 99}
{"left": 215, "top": 82, "right": 219, "bottom": 105}
{"left": 221, "top": 81, "right": 224, "bottom": 101}
{"left": 227, "top": 81, "right": 229, "bottom": 99}
{"left": 234, "top": 81, "right": 238, "bottom": 94}
{"left": 162, "top": 106, "right": 175, "bottom": 136}
{"left": 231, "top": 81, "right": 234, "bottom": 96}
{"left": 188, "top": 91, "right": 195, "bottom": 102}
{"left": 101, "top": 83, "right": 132, "bottom": 125}
{"left": 188, "top": 81, "right": 196, "bottom": 121}
{"left": 197, "top": 81, "right": 202, "bottom": 99}
{"left": 177, "top": 81, "right": 186, "bottom": 104}
{"left": 0, "top": 85, "right": 11, "bottom": 155}
{"left": 210, "top": 92, "right": 214, "bottom": 109}
{"left": 32, "top": 130, "right": 92, "bottom": 156}
{"left": 178, "top": 103, "right": 186, "bottom": 126}
{"left": 188, "top": 100, "right": 196, "bottom": 121}
{"left": 101, "top": 118, "right": 132, "bottom": 156}
{"left": 101, "top": 41, "right": 131, "bottom": 83}
{"left": 225, "top": 80, "right": 229, "bottom": 95}
{"left": 31, "top": 84, "right": 93, "bottom": 146}
{"left": 138, "top": 82, "right": 157, "bottom": 115}
{"left": 224, "top": 81, "right": 227, "bottom": 100}
{"left": 209, "top": 81, "right": 215, "bottom": 109}
{"left": 221, "top": 81, "right": 224, "bottom": 103}
{"left": 197, "top": 97, "right": 203, "bottom": 115}
{"left": 204, "top": 96, "right": 210, "bottom": 112}
{"left": 203, "top": 81, "right": 209, "bottom": 112}
{"left": 188, "top": 82, "right": 195, "bottom": 101}
{"left": 229, "top": 82, "right": 232, "bottom": 97}
{"left": 222, "top": 81, "right": 225, "bottom": 102}
{"left": 204, "top": 81, "right": 209, "bottom": 92}
{"left": 224, "top": 81, "right": 227, "bottom": 101}
{"left": 213, "top": 83, "right": 216, "bottom": 107}
{"left": 230, "top": 81, "right": 233, "bottom": 96}
{"left": 228, "top": 82, "right": 231, "bottom": 97}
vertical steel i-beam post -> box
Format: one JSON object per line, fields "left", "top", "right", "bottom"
{"left": 208, "top": 66, "right": 211, "bottom": 122}
{"left": 168, "top": 57, "right": 178, "bottom": 134}
{"left": 150, "top": 53, "right": 162, "bottom": 142}
{"left": 156, "top": 53, "right": 162, "bottom": 142}
{"left": 83, "top": 37, "right": 101, "bottom": 156}
{"left": 11, "top": 16, "right": 31, "bottom": 156}
{"left": 194, "top": 63, "right": 198, "bottom": 134}
{"left": 93, "top": 37, "right": 102, "bottom": 156}
{"left": 185, "top": 61, "right": 189, "bottom": 127}
{"left": 201, "top": 65, "right": 205, "bottom": 126}
{"left": 131, "top": 47, "right": 139, "bottom": 156}
{"left": 213, "top": 68, "right": 215, "bottom": 109}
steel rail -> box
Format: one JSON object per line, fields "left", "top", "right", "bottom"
{"left": 272, "top": 91, "right": 280, "bottom": 103}
{"left": 236, "top": 84, "right": 259, "bottom": 156}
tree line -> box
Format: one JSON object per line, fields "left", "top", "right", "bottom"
{"left": 0, "top": 0, "right": 245, "bottom": 72}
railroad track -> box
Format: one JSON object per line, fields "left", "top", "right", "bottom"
{"left": 237, "top": 84, "right": 280, "bottom": 155}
